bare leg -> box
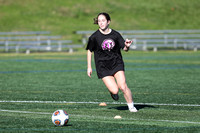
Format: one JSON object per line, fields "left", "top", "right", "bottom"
{"left": 102, "top": 72, "right": 137, "bottom": 112}
{"left": 102, "top": 76, "right": 119, "bottom": 94}
{"left": 114, "top": 71, "right": 133, "bottom": 103}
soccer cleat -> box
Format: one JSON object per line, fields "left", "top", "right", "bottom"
{"left": 129, "top": 107, "right": 138, "bottom": 112}
{"left": 110, "top": 93, "right": 119, "bottom": 101}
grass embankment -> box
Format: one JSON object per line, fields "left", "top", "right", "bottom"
{"left": 0, "top": 0, "right": 200, "bottom": 43}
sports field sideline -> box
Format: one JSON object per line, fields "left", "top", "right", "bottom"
{"left": 0, "top": 51, "right": 200, "bottom": 132}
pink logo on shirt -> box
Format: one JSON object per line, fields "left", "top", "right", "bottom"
{"left": 102, "top": 39, "right": 115, "bottom": 51}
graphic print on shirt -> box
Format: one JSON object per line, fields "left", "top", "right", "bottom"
{"left": 101, "top": 39, "right": 115, "bottom": 51}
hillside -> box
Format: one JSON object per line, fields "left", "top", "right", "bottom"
{"left": 0, "top": 0, "right": 200, "bottom": 43}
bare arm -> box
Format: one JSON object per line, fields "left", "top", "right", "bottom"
{"left": 87, "top": 50, "right": 92, "bottom": 78}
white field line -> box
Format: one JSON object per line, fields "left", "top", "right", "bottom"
{"left": 0, "top": 100, "right": 200, "bottom": 107}
{"left": 74, "top": 114, "right": 200, "bottom": 125}
{"left": 0, "top": 109, "right": 51, "bottom": 115}
{"left": 0, "top": 109, "right": 200, "bottom": 125}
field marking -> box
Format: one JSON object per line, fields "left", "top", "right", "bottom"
{"left": 1, "top": 109, "right": 200, "bottom": 125}
{"left": 0, "top": 109, "right": 51, "bottom": 115}
{"left": 74, "top": 114, "right": 200, "bottom": 125}
{"left": 0, "top": 100, "right": 200, "bottom": 107}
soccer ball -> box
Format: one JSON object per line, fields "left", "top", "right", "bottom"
{"left": 52, "top": 110, "right": 69, "bottom": 126}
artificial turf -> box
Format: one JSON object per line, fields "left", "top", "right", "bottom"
{"left": 0, "top": 51, "right": 200, "bottom": 132}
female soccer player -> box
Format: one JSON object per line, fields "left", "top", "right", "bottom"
{"left": 86, "top": 12, "right": 137, "bottom": 112}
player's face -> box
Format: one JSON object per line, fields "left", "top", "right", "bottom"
{"left": 98, "top": 15, "right": 110, "bottom": 31}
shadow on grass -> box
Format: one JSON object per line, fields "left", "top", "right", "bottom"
{"left": 56, "top": 124, "right": 73, "bottom": 127}
{"left": 108, "top": 104, "right": 156, "bottom": 111}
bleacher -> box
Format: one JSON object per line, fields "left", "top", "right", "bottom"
{"left": 0, "top": 31, "right": 83, "bottom": 54}
{"left": 76, "top": 29, "right": 200, "bottom": 51}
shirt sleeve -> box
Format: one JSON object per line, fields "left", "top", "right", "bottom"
{"left": 117, "top": 32, "right": 125, "bottom": 49}
{"left": 86, "top": 36, "right": 95, "bottom": 52}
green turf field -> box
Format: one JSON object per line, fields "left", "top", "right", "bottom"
{"left": 0, "top": 51, "right": 200, "bottom": 132}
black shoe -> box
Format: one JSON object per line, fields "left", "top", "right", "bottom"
{"left": 110, "top": 93, "right": 119, "bottom": 101}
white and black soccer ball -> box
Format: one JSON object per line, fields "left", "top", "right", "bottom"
{"left": 52, "top": 110, "right": 69, "bottom": 126}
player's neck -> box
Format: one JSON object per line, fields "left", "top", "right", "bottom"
{"left": 99, "top": 28, "right": 111, "bottom": 35}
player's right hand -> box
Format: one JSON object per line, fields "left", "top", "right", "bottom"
{"left": 87, "top": 68, "right": 92, "bottom": 78}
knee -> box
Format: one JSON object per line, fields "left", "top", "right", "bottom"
{"left": 111, "top": 89, "right": 119, "bottom": 94}
{"left": 119, "top": 84, "right": 128, "bottom": 93}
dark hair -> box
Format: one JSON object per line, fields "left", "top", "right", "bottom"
{"left": 94, "top": 12, "right": 111, "bottom": 24}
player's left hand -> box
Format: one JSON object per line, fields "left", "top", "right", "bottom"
{"left": 125, "top": 39, "right": 132, "bottom": 48}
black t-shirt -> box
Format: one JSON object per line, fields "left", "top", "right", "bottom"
{"left": 86, "top": 29, "right": 125, "bottom": 79}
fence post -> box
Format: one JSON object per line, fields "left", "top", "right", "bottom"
{"left": 15, "top": 45, "right": 19, "bottom": 53}
{"left": 142, "top": 41, "right": 147, "bottom": 51}
{"left": 26, "top": 49, "right": 30, "bottom": 54}
{"left": 153, "top": 46, "right": 157, "bottom": 52}
{"left": 46, "top": 39, "right": 51, "bottom": 51}
{"left": 164, "top": 35, "right": 168, "bottom": 46}
{"left": 193, "top": 44, "right": 197, "bottom": 52}
{"left": 69, "top": 47, "right": 73, "bottom": 53}
{"left": 57, "top": 41, "right": 62, "bottom": 51}
{"left": 184, "top": 43, "right": 187, "bottom": 50}
{"left": 5, "top": 41, "right": 9, "bottom": 52}
{"left": 37, "top": 36, "right": 41, "bottom": 41}
{"left": 174, "top": 39, "right": 177, "bottom": 49}
{"left": 82, "top": 37, "right": 87, "bottom": 45}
